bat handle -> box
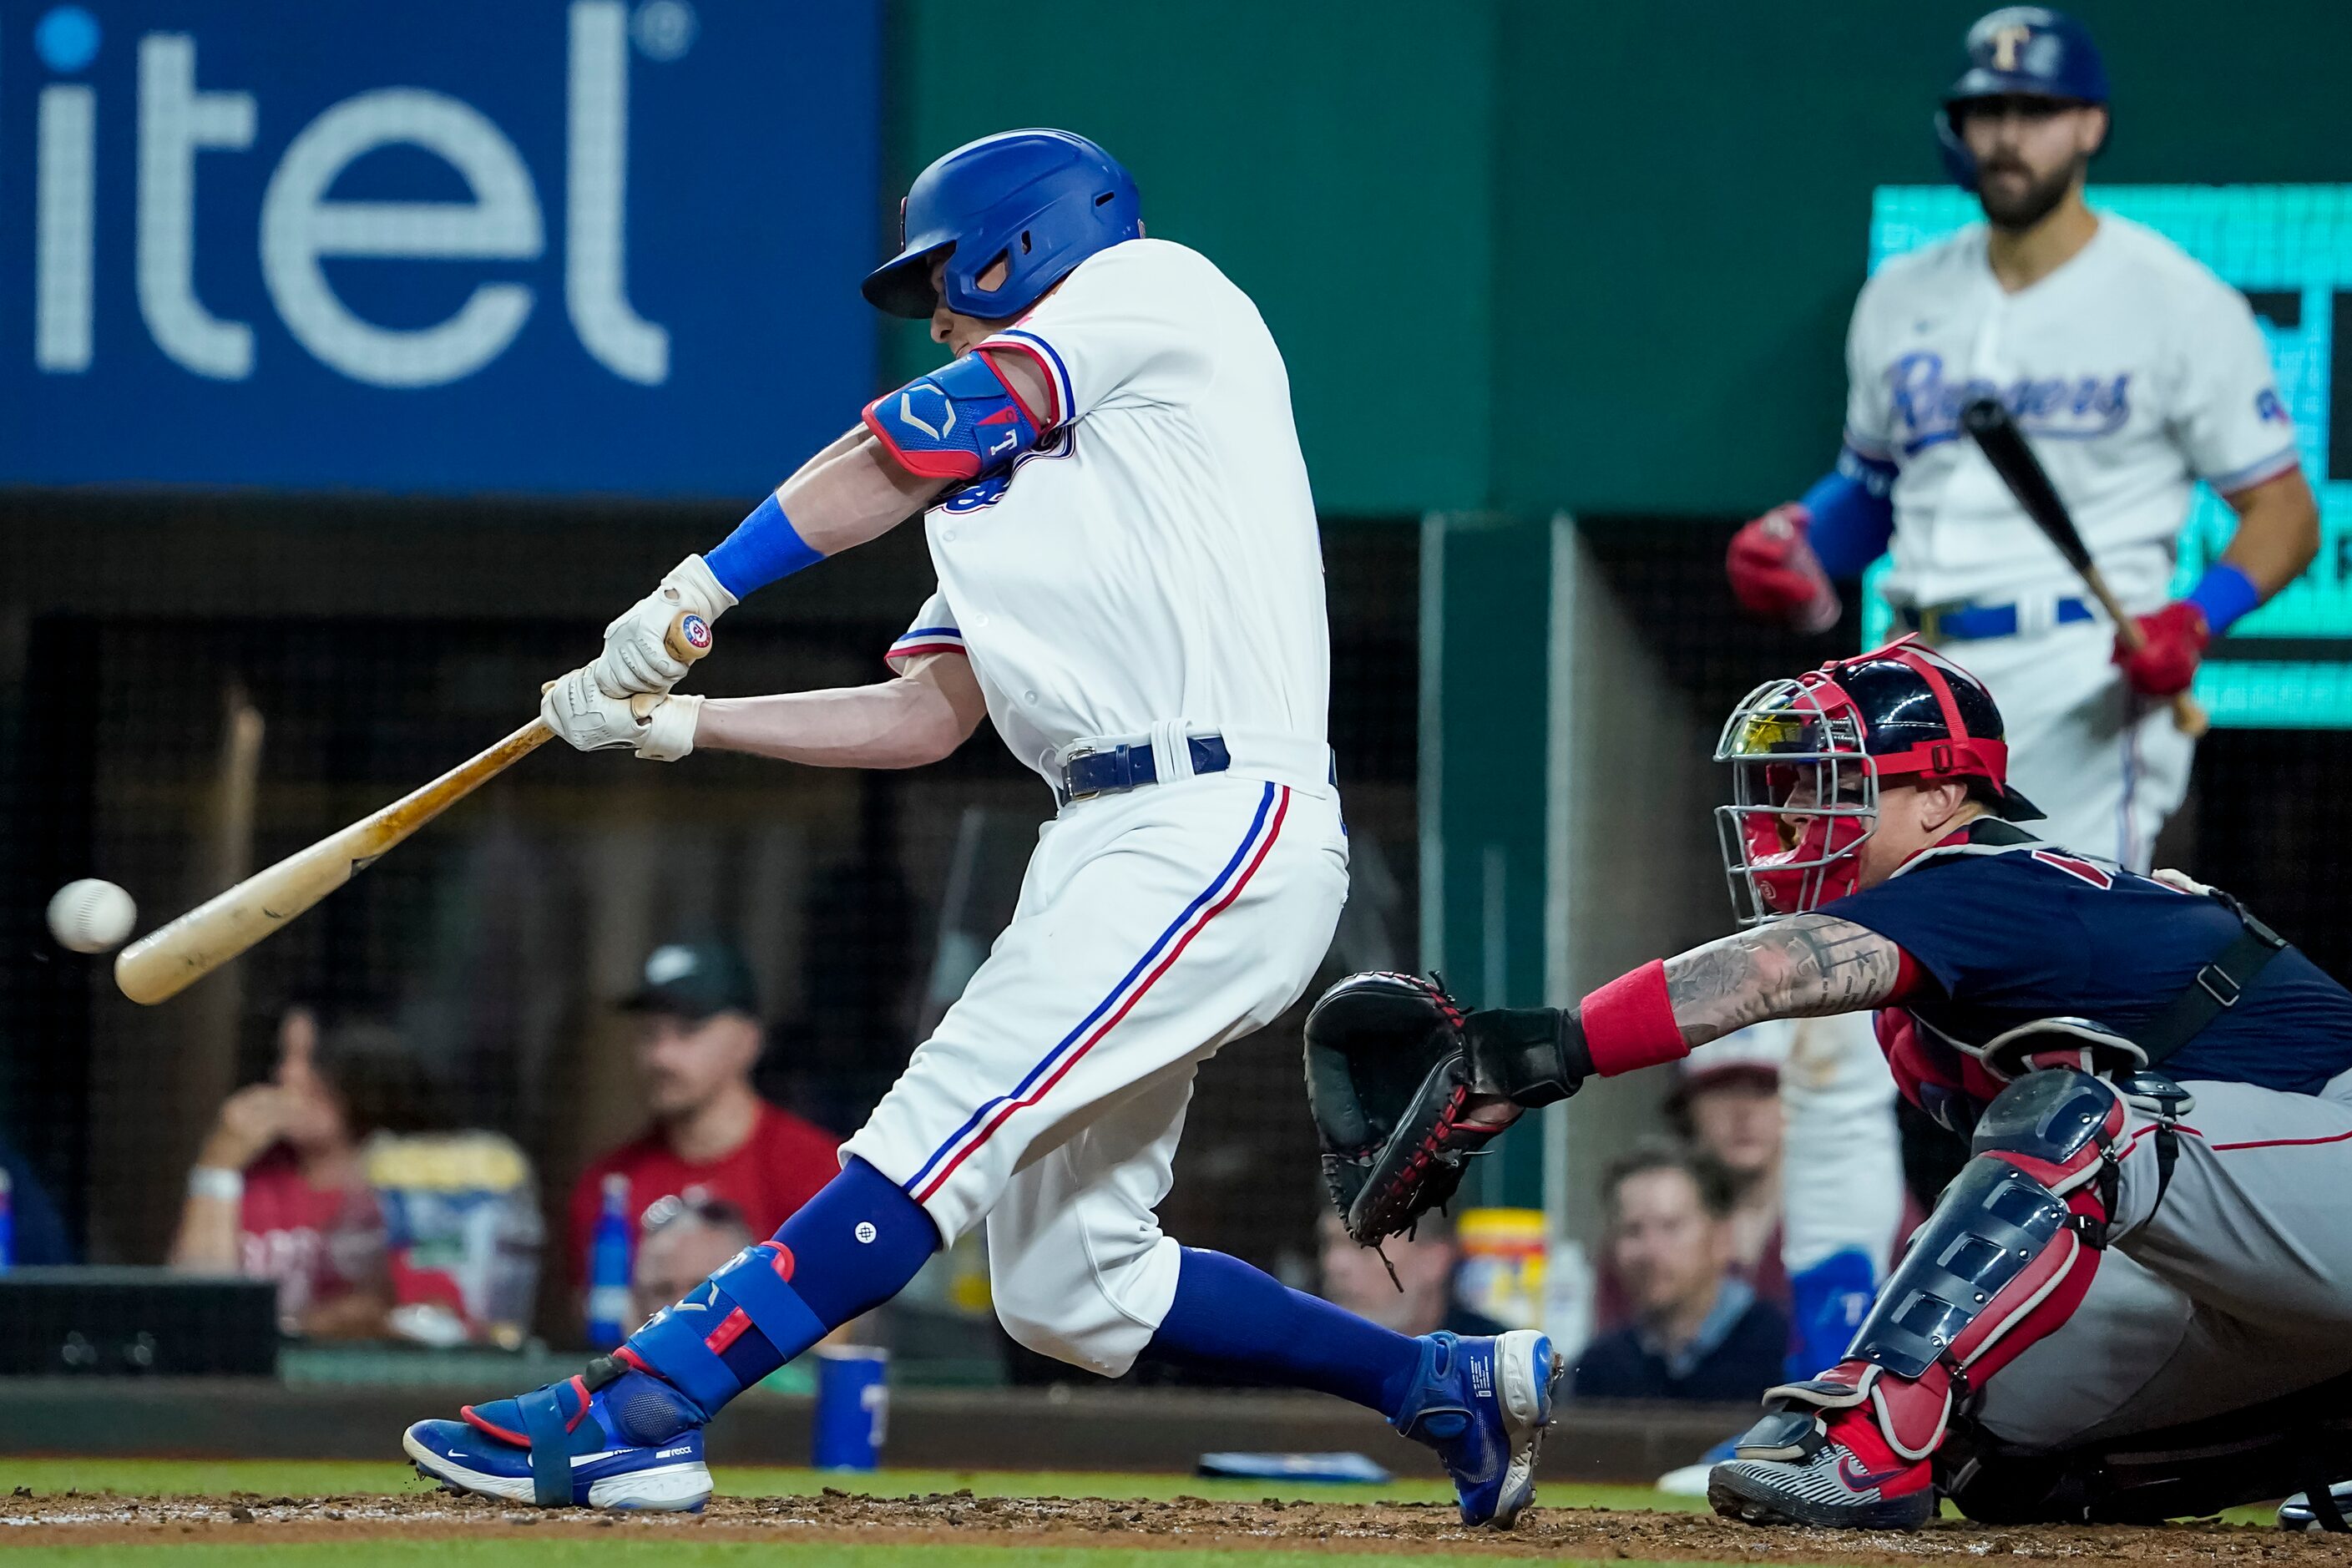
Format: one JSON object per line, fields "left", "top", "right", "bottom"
{"left": 540, "top": 611, "right": 706, "bottom": 705}
{"left": 2093, "top": 576, "right": 2208, "bottom": 736}
{"left": 665, "top": 609, "right": 715, "bottom": 666}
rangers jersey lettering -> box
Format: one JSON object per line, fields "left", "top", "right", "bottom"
{"left": 1845, "top": 215, "right": 2299, "bottom": 611}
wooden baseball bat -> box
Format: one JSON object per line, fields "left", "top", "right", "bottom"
{"left": 1958, "top": 395, "right": 2208, "bottom": 737}
{"left": 114, "top": 611, "right": 713, "bottom": 1005}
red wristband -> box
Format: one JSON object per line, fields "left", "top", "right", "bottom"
{"left": 1578, "top": 959, "right": 1687, "bottom": 1076}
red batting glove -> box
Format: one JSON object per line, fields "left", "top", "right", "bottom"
{"left": 2113, "top": 600, "right": 2210, "bottom": 697}
{"left": 1727, "top": 503, "right": 1840, "bottom": 632}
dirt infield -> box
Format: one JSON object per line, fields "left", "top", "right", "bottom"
{"left": 0, "top": 1485, "right": 2335, "bottom": 1561}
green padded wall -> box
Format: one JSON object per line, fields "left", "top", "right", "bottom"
{"left": 898, "top": 0, "right": 2352, "bottom": 516}
{"left": 891, "top": 0, "right": 1496, "bottom": 514}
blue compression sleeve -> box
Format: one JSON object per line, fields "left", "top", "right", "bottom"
{"left": 1797, "top": 448, "right": 1898, "bottom": 581}
{"left": 1146, "top": 1247, "right": 1424, "bottom": 1415}
{"left": 705, "top": 492, "right": 823, "bottom": 599}
{"left": 2185, "top": 561, "right": 2261, "bottom": 635}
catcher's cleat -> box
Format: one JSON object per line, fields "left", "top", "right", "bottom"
{"left": 1390, "top": 1328, "right": 1563, "bottom": 1528}
{"left": 1708, "top": 1438, "right": 1935, "bottom": 1530}
{"left": 402, "top": 1363, "right": 712, "bottom": 1512}
{"left": 2279, "top": 1484, "right": 2352, "bottom": 1532}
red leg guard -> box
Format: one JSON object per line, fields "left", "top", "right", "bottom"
{"left": 1805, "top": 1075, "right": 2125, "bottom": 1470}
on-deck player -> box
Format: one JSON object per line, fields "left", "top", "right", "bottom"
{"left": 1728, "top": 4, "right": 2318, "bottom": 866}
{"left": 402, "top": 129, "right": 1564, "bottom": 1525}
{"left": 1720, "top": 3, "right": 2320, "bottom": 1389}
{"left": 1320, "top": 638, "right": 2352, "bottom": 1529}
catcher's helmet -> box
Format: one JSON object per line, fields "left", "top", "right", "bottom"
{"left": 862, "top": 129, "right": 1142, "bottom": 321}
{"left": 1935, "top": 7, "right": 2111, "bottom": 191}
{"left": 1714, "top": 638, "right": 2042, "bottom": 923}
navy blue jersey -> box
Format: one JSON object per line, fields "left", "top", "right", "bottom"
{"left": 1820, "top": 824, "right": 2352, "bottom": 1095}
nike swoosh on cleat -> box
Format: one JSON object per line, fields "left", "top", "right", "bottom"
{"left": 1836, "top": 1454, "right": 1913, "bottom": 1490}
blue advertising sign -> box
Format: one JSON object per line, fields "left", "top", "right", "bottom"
{"left": 1, "top": 2, "right": 881, "bottom": 496}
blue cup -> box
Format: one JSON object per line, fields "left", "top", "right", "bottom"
{"left": 811, "top": 1344, "right": 889, "bottom": 1470}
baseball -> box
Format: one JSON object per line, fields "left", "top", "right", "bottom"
{"left": 47, "top": 879, "right": 138, "bottom": 954}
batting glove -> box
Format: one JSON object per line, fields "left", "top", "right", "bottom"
{"left": 590, "top": 554, "right": 736, "bottom": 700}
{"left": 1727, "top": 503, "right": 1840, "bottom": 633}
{"left": 542, "top": 668, "right": 701, "bottom": 761}
{"left": 2114, "top": 600, "right": 2210, "bottom": 698}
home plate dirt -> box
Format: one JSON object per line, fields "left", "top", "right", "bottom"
{"left": 0, "top": 1485, "right": 2334, "bottom": 1561}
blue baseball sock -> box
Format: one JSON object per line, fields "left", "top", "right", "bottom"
{"left": 623, "top": 1157, "right": 939, "bottom": 1412}
{"left": 1145, "top": 1247, "right": 1424, "bottom": 1417}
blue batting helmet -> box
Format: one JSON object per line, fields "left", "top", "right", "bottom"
{"left": 1935, "top": 7, "right": 2111, "bottom": 190}
{"left": 862, "top": 129, "right": 1142, "bottom": 321}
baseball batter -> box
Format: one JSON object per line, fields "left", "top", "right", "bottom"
{"left": 1308, "top": 639, "right": 2352, "bottom": 1529}
{"left": 402, "top": 129, "right": 1562, "bottom": 1526}
{"left": 1722, "top": 3, "right": 2321, "bottom": 1393}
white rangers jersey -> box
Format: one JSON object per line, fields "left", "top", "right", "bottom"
{"left": 882, "top": 239, "right": 1332, "bottom": 795}
{"left": 1844, "top": 214, "right": 2299, "bottom": 611}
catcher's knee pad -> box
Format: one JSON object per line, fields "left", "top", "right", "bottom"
{"left": 1743, "top": 1070, "right": 2124, "bottom": 1463}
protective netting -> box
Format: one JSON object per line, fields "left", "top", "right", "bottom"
{"left": 0, "top": 508, "right": 1419, "bottom": 1374}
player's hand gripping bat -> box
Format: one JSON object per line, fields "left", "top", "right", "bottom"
{"left": 1958, "top": 394, "right": 2209, "bottom": 737}
{"left": 114, "top": 612, "right": 711, "bottom": 1005}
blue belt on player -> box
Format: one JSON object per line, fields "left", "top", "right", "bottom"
{"left": 1057, "top": 734, "right": 1231, "bottom": 806}
{"left": 1895, "top": 596, "right": 2096, "bottom": 641}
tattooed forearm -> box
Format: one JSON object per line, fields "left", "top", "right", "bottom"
{"left": 1662, "top": 915, "right": 1903, "bottom": 1045}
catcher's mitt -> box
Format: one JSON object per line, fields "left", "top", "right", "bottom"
{"left": 1303, "top": 971, "right": 1496, "bottom": 1246}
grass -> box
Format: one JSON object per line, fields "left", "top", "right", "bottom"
{"left": 0, "top": 1456, "right": 1699, "bottom": 1513}
{"left": 0, "top": 1545, "right": 1709, "bottom": 1568}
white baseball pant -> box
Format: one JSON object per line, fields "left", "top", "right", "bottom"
{"left": 843, "top": 771, "right": 1349, "bottom": 1376}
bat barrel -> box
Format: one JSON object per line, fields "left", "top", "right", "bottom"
{"left": 114, "top": 718, "right": 555, "bottom": 1005}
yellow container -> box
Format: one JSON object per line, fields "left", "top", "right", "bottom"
{"left": 1454, "top": 1206, "right": 1548, "bottom": 1329}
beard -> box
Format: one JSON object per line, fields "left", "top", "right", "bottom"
{"left": 1977, "top": 153, "right": 2085, "bottom": 231}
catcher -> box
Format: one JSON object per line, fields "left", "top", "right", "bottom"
{"left": 1307, "top": 638, "right": 2352, "bottom": 1530}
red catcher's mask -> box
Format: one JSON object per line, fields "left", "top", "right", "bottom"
{"left": 1713, "top": 640, "right": 2016, "bottom": 924}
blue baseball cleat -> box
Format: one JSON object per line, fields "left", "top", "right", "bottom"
{"left": 1390, "top": 1328, "right": 1563, "bottom": 1528}
{"left": 402, "top": 1361, "right": 713, "bottom": 1512}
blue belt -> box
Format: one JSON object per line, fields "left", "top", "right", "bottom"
{"left": 1896, "top": 597, "right": 2095, "bottom": 641}
{"left": 1058, "top": 735, "right": 1230, "bottom": 806}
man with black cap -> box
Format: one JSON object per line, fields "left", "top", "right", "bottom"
{"left": 566, "top": 943, "right": 840, "bottom": 1287}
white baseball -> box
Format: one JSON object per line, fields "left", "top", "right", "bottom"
{"left": 47, "top": 879, "right": 138, "bottom": 954}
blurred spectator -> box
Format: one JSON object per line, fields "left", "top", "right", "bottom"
{"left": 1667, "top": 1027, "right": 1788, "bottom": 1309}
{"left": 169, "top": 1011, "right": 437, "bottom": 1338}
{"left": 569, "top": 943, "right": 841, "bottom": 1284}
{"left": 1317, "top": 1211, "right": 1505, "bottom": 1338}
{"left": 630, "top": 1191, "right": 755, "bottom": 1326}
{"left": 1571, "top": 1141, "right": 1788, "bottom": 1404}
{"left": 0, "top": 1130, "right": 74, "bottom": 1265}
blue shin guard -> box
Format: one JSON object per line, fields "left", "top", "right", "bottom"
{"left": 407, "top": 1159, "right": 938, "bottom": 1510}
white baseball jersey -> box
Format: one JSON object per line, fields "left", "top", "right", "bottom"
{"left": 883, "top": 238, "right": 1331, "bottom": 793}
{"left": 841, "top": 235, "right": 1352, "bottom": 1378}
{"left": 1846, "top": 214, "right": 2299, "bottom": 612}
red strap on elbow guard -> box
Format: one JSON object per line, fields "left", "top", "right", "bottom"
{"left": 1578, "top": 959, "right": 1687, "bottom": 1076}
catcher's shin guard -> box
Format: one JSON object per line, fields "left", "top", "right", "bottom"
{"left": 1737, "top": 1069, "right": 2126, "bottom": 1477}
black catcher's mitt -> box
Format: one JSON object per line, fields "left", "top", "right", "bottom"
{"left": 1304, "top": 972, "right": 1488, "bottom": 1245}
{"left": 1304, "top": 973, "right": 1595, "bottom": 1246}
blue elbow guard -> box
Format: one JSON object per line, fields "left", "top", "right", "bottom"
{"left": 1798, "top": 447, "right": 1898, "bottom": 580}
{"left": 862, "top": 352, "right": 1043, "bottom": 482}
